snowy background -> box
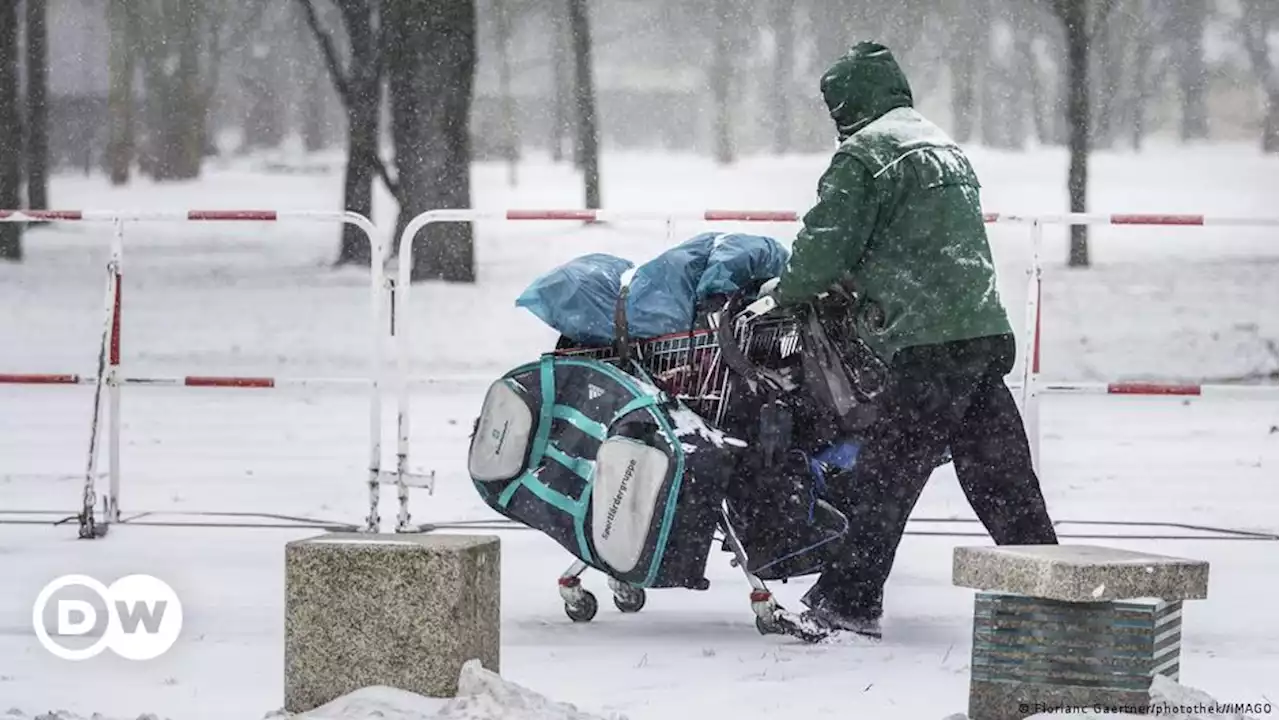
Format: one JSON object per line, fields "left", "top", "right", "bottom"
{"left": 0, "top": 143, "right": 1276, "bottom": 719}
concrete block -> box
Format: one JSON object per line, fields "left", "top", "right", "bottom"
{"left": 284, "top": 532, "right": 501, "bottom": 713}
{"left": 953, "top": 545, "right": 1209, "bottom": 720}
{"left": 953, "top": 544, "right": 1209, "bottom": 603}
{"left": 968, "top": 593, "right": 1183, "bottom": 720}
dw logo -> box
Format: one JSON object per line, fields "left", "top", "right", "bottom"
{"left": 31, "top": 574, "right": 183, "bottom": 661}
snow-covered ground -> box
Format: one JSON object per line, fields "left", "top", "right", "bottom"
{"left": 0, "top": 143, "right": 1276, "bottom": 720}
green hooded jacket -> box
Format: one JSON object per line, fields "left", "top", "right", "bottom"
{"left": 774, "top": 42, "right": 1012, "bottom": 363}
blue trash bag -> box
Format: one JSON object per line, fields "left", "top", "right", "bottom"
{"left": 622, "top": 233, "right": 718, "bottom": 337}
{"left": 515, "top": 233, "right": 789, "bottom": 344}
{"left": 514, "top": 253, "right": 635, "bottom": 347}
{"left": 696, "top": 232, "right": 792, "bottom": 298}
{"left": 625, "top": 232, "right": 791, "bottom": 337}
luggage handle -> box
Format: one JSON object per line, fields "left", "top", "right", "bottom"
{"left": 713, "top": 293, "right": 790, "bottom": 397}
{"left": 612, "top": 282, "right": 714, "bottom": 400}
{"left": 612, "top": 284, "right": 633, "bottom": 364}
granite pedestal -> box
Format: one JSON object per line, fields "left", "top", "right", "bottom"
{"left": 284, "top": 533, "right": 501, "bottom": 713}
{"left": 953, "top": 545, "right": 1209, "bottom": 720}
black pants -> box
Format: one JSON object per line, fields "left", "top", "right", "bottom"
{"left": 806, "top": 333, "right": 1058, "bottom": 619}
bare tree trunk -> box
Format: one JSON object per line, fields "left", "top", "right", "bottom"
{"left": 1008, "top": 22, "right": 1034, "bottom": 150}
{"left": 1091, "top": 9, "right": 1124, "bottom": 150}
{"left": 770, "top": 1, "right": 794, "bottom": 154}
{"left": 290, "top": 3, "right": 327, "bottom": 153}
{"left": 1024, "top": 48, "right": 1044, "bottom": 144}
{"left": 495, "top": 0, "right": 518, "bottom": 185}
{"left": 1172, "top": 0, "right": 1209, "bottom": 142}
{"left": 106, "top": 0, "right": 136, "bottom": 185}
{"left": 810, "top": 0, "right": 852, "bottom": 65}
{"left": 339, "top": 5, "right": 382, "bottom": 266}
{"left": 568, "top": 0, "right": 600, "bottom": 208}
{"left": 139, "top": 0, "right": 205, "bottom": 181}
{"left": 1239, "top": 0, "right": 1279, "bottom": 153}
{"left": 709, "top": 0, "right": 735, "bottom": 164}
{"left": 26, "top": 0, "right": 49, "bottom": 211}
{"left": 948, "top": 0, "right": 979, "bottom": 143}
{"left": 1021, "top": 4, "right": 1052, "bottom": 146}
{"left": 1057, "top": 0, "right": 1090, "bottom": 267}
{"left": 1030, "top": 54, "right": 1050, "bottom": 144}
{"left": 297, "top": 0, "right": 389, "bottom": 267}
{"left": 385, "top": 0, "right": 476, "bottom": 283}
{"left": 243, "top": 81, "right": 285, "bottom": 150}
{"left": 298, "top": 24, "right": 326, "bottom": 152}
{"left": 1129, "top": 1, "right": 1154, "bottom": 150}
{"left": 979, "top": 64, "right": 1000, "bottom": 147}
{"left": 0, "top": 0, "right": 22, "bottom": 261}
{"left": 800, "top": 0, "right": 855, "bottom": 150}
{"left": 1048, "top": 26, "right": 1069, "bottom": 145}
{"left": 1263, "top": 90, "right": 1279, "bottom": 154}
{"left": 243, "top": 8, "right": 287, "bottom": 153}
{"left": 549, "top": 1, "right": 571, "bottom": 163}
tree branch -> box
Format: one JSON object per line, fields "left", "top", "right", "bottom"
{"left": 295, "top": 0, "right": 354, "bottom": 99}
{"left": 295, "top": 0, "right": 401, "bottom": 201}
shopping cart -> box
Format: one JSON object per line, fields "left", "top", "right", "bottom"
{"left": 552, "top": 299, "right": 802, "bottom": 424}
{"left": 547, "top": 298, "right": 845, "bottom": 642}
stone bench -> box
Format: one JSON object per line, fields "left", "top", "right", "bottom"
{"left": 284, "top": 532, "right": 501, "bottom": 713}
{"left": 953, "top": 544, "right": 1209, "bottom": 720}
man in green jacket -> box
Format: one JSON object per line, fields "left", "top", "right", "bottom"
{"left": 773, "top": 42, "right": 1058, "bottom": 640}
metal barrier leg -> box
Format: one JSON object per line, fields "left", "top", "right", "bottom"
{"left": 1020, "top": 220, "right": 1044, "bottom": 475}
{"left": 106, "top": 218, "right": 124, "bottom": 525}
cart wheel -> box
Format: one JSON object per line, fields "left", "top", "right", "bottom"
{"left": 755, "top": 616, "right": 782, "bottom": 636}
{"left": 613, "top": 588, "right": 646, "bottom": 613}
{"left": 565, "top": 591, "right": 598, "bottom": 623}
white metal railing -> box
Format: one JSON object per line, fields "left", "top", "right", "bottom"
{"left": 1, "top": 208, "right": 1275, "bottom": 538}
{"left": 387, "top": 209, "right": 1279, "bottom": 530}
{"left": 0, "top": 209, "right": 388, "bottom": 538}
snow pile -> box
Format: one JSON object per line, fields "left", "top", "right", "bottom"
{"left": 435, "top": 660, "right": 628, "bottom": 720}
{"left": 2, "top": 661, "right": 624, "bottom": 720}
{"left": 2, "top": 710, "right": 171, "bottom": 720}
{"left": 269, "top": 689, "right": 446, "bottom": 720}
{"left": 283, "top": 660, "right": 627, "bottom": 720}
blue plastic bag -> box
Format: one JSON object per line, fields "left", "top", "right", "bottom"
{"left": 696, "top": 232, "right": 792, "bottom": 298}
{"left": 514, "top": 253, "right": 635, "bottom": 346}
{"left": 515, "top": 233, "right": 790, "bottom": 343}
{"left": 623, "top": 234, "right": 717, "bottom": 337}
{"left": 626, "top": 232, "right": 791, "bottom": 337}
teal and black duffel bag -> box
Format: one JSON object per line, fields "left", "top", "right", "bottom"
{"left": 467, "top": 354, "right": 743, "bottom": 589}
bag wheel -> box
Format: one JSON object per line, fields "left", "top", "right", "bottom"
{"left": 564, "top": 591, "right": 599, "bottom": 622}
{"left": 756, "top": 615, "right": 783, "bottom": 635}
{"left": 612, "top": 587, "right": 646, "bottom": 613}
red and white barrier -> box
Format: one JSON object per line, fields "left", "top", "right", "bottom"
{"left": 1030, "top": 381, "right": 1275, "bottom": 398}
{"left": 0, "top": 373, "right": 378, "bottom": 388}
{"left": 1007, "top": 214, "right": 1279, "bottom": 471}
{"left": 0, "top": 209, "right": 386, "bottom": 538}
{"left": 3, "top": 206, "right": 1275, "bottom": 538}
{"left": 389, "top": 208, "right": 1278, "bottom": 530}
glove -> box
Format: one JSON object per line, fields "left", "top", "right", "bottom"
{"left": 758, "top": 277, "right": 780, "bottom": 299}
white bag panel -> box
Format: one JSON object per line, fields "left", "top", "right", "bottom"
{"left": 592, "top": 437, "right": 670, "bottom": 574}
{"left": 468, "top": 380, "right": 534, "bottom": 482}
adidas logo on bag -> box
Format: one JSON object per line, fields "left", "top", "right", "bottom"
{"left": 588, "top": 384, "right": 605, "bottom": 400}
